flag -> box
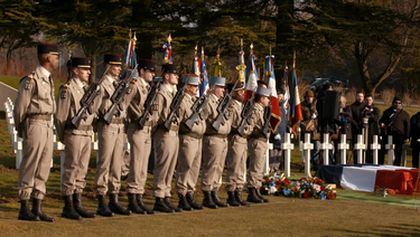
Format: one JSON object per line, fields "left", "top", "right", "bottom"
{"left": 244, "top": 43, "right": 258, "bottom": 102}
{"left": 211, "top": 48, "right": 223, "bottom": 77}
{"left": 124, "top": 30, "right": 137, "bottom": 69}
{"left": 191, "top": 45, "right": 201, "bottom": 76}
{"left": 290, "top": 68, "right": 303, "bottom": 131}
{"left": 162, "top": 34, "right": 173, "bottom": 64}
{"left": 199, "top": 47, "right": 209, "bottom": 96}
{"left": 235, "top": 38, "right": 246, "bottom": 84}
{"left": 265, "top": 54, "right": 281, "bottom": 132}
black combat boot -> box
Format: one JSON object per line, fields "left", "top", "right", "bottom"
{"left": 247, "top": 187, "right": 264, "bottom": 203}
{"left": 96, "top": 195, "right": 113, "bottom": 217}
{"left": 234, "top": 190, "right": 249, "bottom": 206}
{"left": 18, "top": 200, "right": 39, "bottom": 221}
{"left": 226, "top": 191, "right": 240, "bottom": 207}
{"left": 153, "top": 197, "right": 174, "bottom": 213}
{"left": 211, "top": 191, "right": 227, "bottom": 207}
{"left": 32, "top": 198, "right": 55, "bottom": 222}
{"left": 108, "top": 193, "right": 131, "bottom": 215}
{"left": 73, "top": 193, "right": 95, "bottom": 218}
{"left": 177, "top": 193, "right": 192, "bottom": 211}
{"left": 127, "top": 193, "right": 146, "bottom": 214}
{"left": 202, "top": 191, "right": 217, "bottom": 209}
{"left": 186, "top": 192, "right": 202, "bottom": 210}
{"left": 136, "top": 194, "right": 154, "bottom": 214}
{"left": 256, "top": 188, "right": 269, "bottom": 203}
{"left": 164, "top": 197, "right": 182, "bottom": 212}
{"left": 62, "top": 195, "right": 81, "bottom": 220}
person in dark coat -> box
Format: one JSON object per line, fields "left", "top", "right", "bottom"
{"left": 410, "top": 112, "right": 420, "bottom": 168}
{"left": 379, "top": 97, "right": 410, "bottom": 166}
{"left": 361, "top": 94, "right": 381, "bottom": 164}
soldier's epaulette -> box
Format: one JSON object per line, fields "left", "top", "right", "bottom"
{"left": 60, "top": 82, "right": 71, "bottom": 99}
{"left": 19, "top": 71, "right": 35, "bottom": 83}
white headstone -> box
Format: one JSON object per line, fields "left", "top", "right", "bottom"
{"left": 320, "top": 133, "right": 333, "bottom": 165}
{"left": 385, "top": 135, "right": 395, "bottom": 165}
{"left": 302, "top": 133, "right": 314, "bottom": 178}
{"left": 338, "top": 134, "right": 349, "bottom": 164}
{"left": 354, "top": 134, "right": 366, "bottom": 164}
{"left": 370, "top": 135, "right": 381, "bottom": 165}
{"left": 281, "top": 133, "right": 294, "bottom": 178}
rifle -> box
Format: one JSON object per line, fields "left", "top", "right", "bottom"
{"left": 211, "top": 80, "right": 239, "bottom": 131}
{"left": 164, "top": 82, "right": 186, "bottom": 130}
{"left": 237, "top": 94, "right": 255, "bottom": 137}
{"left": 261, "top": 101, "right": 272, "bottom": 138}
{"left": 137, "top": 76, "right": 162, "bottom": 129}
{"left": 184, "top": 94, "right": 208, "bottom": 131}
{"left": 103, "top": 65, "right": 139, "bottom": 124}
{"left": 71, "top": 66, "right": 110, "bottom": 128}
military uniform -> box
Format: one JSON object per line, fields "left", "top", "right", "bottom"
{"left": 247, "top": 87, "right": 272, "bottom": 203}
{"left": 125, "top": 60, "right": 156, "bottom": 214}
{"left": 95, "top": 54, "right": 131, "bottom": 216}
{"left": 226, "top": 97, "right": 251, "bottom": 206}
{"left": 201, "top": 77, "right": 232, "bottom": 208}
{"left": 14, "top": 43, "right": 58, "bottom": 222}
{"left": 176, "top": 76, "right": 207, "bottom": 210}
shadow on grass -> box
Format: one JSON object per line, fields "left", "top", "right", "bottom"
{"left": 332, "top": 223, "right": 420, "bottom": 237}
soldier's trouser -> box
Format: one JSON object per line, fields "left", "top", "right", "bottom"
{"left": 153, "top": 128, "right": 179, "bottom": 198}
{"left": 201, "top": 135, "right": 228, "bottom": 192}
{"left": 127, "top": 124, "right": 152, "bottom": 194}
{"left": 247, "top": 138, "right": 268, "bottom": 189}
{"left": 62, "top": 132, "right": 92, "bottom": 195}
{"left": 176, "top": 134, "right": 202, "bottom": 195}
{"left": 18, "top": 119, "right": 53, "bottom": 200}
{"left": 226, "top": 135, "right": 247, "bottom": 192}
{"left": 96, "top": 122, "right": 125, "bottom": 195}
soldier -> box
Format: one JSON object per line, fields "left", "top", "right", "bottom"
{"left": 247, "top": 86, "right": 272, "bottom": 203}
{"left": 176, "top": 74, "right": 207, "bottom": 211}
{"left": 14, "top": 43, "right": 59, "bottom": 222}
{"left": 201, "top": 76, "right": 232, "bottom": 209}
{"left": 150, "top": 63, "right": 181, "bottom": 213}
{"left": 125, "top": 59, "right": 156, "bottom": 214}
{"left": 95, "top": 54, "right": 130, "bottom": 216}
{"left": 55, "top": 57, "right": 96, "bottom": 220}
{"left": 225, "top": 81, "right": 250, "bottom": 207}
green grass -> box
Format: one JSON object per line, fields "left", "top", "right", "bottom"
{"left": 0, "top": 75, "right": 63, "bottom": 96}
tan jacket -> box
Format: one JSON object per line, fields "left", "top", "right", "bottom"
{"left": 151, "top": 83, "right": 179, "bottom": 131}
{"left": 55, "top": 78, "right": 97, "bottom": 141}
{"left": 126, "top": 77, "right": 153, "bottom": 125}
{"left": 205, "top": 93, "right": 232, "bottom": 135}
{"left": 249, "top": 103, "right": 268, "bottom": 139}
{"left": 179, "top": 93, "right": 207, "bottom": 137}
{"left": 14, "top": 66, "right": 55, "bottom": 137}
{"left": 97, "top": 74, "right": 129, "bottom": 120}
{"left": 230, "top": 99, "right": 253, "bottom": 137}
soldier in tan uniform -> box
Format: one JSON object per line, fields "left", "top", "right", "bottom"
{"left": 225, "top": 81, "right": 250, "bottom": 207}
{"left": 247, "top": 87, "right": 272, "bottom": 203}
{"left": 201, "top": 76, "right": 232, "bottom": 209}
{"left": 55, "top": 57, "right": 97, "bottom": 220}
{"left": 95, "top": 54, "right": 130, "bottom": 216}
{"left": 176, "top": 74, "right": 207, "bottom": 211}
{"left": 150, "top": 63, "right": 181, "bottom": 213}
{"left": 14, "top": 43, "right": 59, "bottom": 222}
{"left": 125, "top": 59, "right": 156, "bottom": 214}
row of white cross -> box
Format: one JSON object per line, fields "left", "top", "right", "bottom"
{"left": 4, "top": 97, "right": 396, "bottom": 179}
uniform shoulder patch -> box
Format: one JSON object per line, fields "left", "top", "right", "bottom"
{"left": 60, "top": 83, "right": 70, "bottom": 99}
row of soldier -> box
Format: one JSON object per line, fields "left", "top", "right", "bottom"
{"left": 14, "top": 43, "right": 274, "bottom": 222}
{"left": 296, "top": 83, "right": 419, "bottom": 169}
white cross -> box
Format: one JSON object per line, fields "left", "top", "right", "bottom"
{"left": 320, "top": 133, "right": 333, "bottom": 165}
{"left": 281, "top": 133, "right": 294, "bottom": 178}
{"left": 264, "top": 142, "right": 274, "bottom": 175}
{"left": 370, "top": 135, "right": 381, "bottom": 165}
{"left": 385, "top": 135, "right": 395, "bottom": 165}
{"left": 354, "top": 134, "right": 366, "bottom": 164}
{"left": 302, "top": 133, "right": 314, "bottom": 178}
{"left": 338, "top": 134, "right": 349, "bottom": 165}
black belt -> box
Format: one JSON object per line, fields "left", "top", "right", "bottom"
{"left": 180, "top": 133, "right": 203, "bottom": 139}
{"left": 66, "top": 124, "right": 92, "bottom": 131}
{"left": 27, "top": 114, "right": 51, "bottom": 120}
{"left": 205, "top": 133, "right": 228, "bottom": 139}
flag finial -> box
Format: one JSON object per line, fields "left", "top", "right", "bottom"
{"left": 168, "top": 34, "right": 172, "bottom": 44}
